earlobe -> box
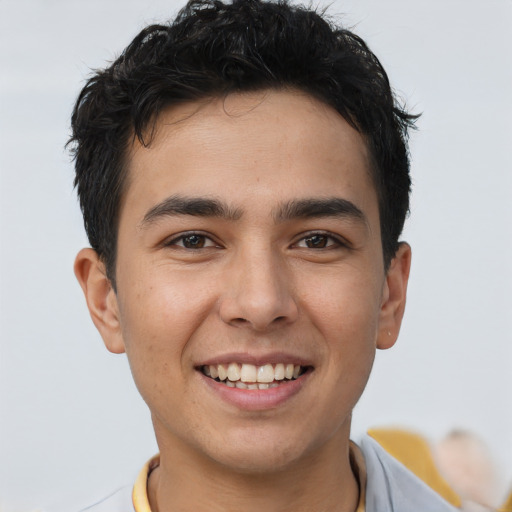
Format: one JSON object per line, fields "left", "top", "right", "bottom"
{"left": 74, "top": 248, "right": 126, "bottom": 354}
{"left": 377, "top": 242, "right": 412, "bottom": 350}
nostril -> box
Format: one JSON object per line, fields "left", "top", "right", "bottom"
{"left": 231, "top": 317, "right": 249, "bottom": 326}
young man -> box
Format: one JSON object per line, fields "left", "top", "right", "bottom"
{"left": 69, "top": 1, "right": 458, "bottom": 510}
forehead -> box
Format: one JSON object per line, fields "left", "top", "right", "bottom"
{"left": 123, "top": 89, "right": 378, "bottom": 224}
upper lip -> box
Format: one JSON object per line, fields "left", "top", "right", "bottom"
{"left": 196, "top": 351, "right": 313, "bottom": 368}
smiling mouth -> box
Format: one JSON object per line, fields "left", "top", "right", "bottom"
{"left": 200, "top": 363, "right": 310, "bottom": 390}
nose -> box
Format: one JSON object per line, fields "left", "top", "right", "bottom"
{"left": 219, "top": 246, "right": 299, "bottom": 331}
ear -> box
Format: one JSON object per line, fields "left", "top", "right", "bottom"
{"left": 74, "top": 248, "right": 125, "bottom": 354}
{"left": 377, "top": 242, "right": 412, "bottom": 350}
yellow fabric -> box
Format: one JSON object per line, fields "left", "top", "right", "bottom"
{"left": 499, "top": 488, "right": 512, "bottom": 512}
{"left": 368, "top": 428, "right": 462, "bottom": 508}
{"left": 132, "top": 454, "right": 159, "bottom": 512}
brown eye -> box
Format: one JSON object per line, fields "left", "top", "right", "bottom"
{"left": 304, "top": 235, "right": 329, "bottom": 248}
{"left": 167, "top": 233, "right": 218, "bottom": 249}
{"left": 295, "top": 233, "right": 345, "bottom": 250}
{"left": 181, "top": 234, "right": 206, "bottom": 248}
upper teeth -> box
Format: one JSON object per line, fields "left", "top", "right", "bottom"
{"left": 203, "top": 363, "right": 302, "bottom": 383}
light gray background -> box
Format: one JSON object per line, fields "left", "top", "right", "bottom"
{"left": 1, "top": 1, "right": 511, "bottom": 511}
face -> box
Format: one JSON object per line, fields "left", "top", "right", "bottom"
{"left": 77, "top": 90, "right": 410, "bottom": 473}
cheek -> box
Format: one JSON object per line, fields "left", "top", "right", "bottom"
{"left": 119, "top": 260, "right": 215, "bottom": 336}
{"left": 115, "top": 265, "right": 218, "bottom": 387}
{"left": 298, "top": 262, "right": 381, "bottom": 414}
{"left": 299, "top": 264, "right": 383, "bottom": 344}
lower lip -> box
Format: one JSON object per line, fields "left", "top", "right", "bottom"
{"left": 200, "top": 371, "right": 311, "bottom": 411}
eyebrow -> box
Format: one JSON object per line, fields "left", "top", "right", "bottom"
{"left": 140, "top": 195, "right": 367, "bottom": 228}
{"left": 274, "top": 197, "right": 367, "bottom": 225}
{"left": 140, "top": 195, "right": 243, "bottom": 227}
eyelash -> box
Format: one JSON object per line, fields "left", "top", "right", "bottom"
{"left": 164, "top": 231, "right": 347, "bottom": 250}
{"left": 293, "top": 231, "right": 347, "bottom": 250}
{"left": 164, "top": 232, "right": 220, "bottom": 249}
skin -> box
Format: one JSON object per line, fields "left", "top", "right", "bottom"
{"left": 75, "top": 89, "right": 411, "bottom": 512}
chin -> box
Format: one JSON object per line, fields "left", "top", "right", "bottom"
{"left": 214, "top": 445, "right": 302, "bottom": 475}
{"left": 203, "top": 425, "right": 327, "bottom": 475}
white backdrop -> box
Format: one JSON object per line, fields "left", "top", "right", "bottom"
{"left": 1, "top": 1, "right": 511, "bottom": 511}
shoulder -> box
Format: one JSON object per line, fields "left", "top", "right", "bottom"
{"left": 359, "top": 433, "right": 459, "bottom": 512}
{"left": 78, "top": 486, "right": 134, "bottom": 512}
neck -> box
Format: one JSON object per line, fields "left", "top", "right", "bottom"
{"left": 148, "top": 422, "right": 360, "bottom": 512}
